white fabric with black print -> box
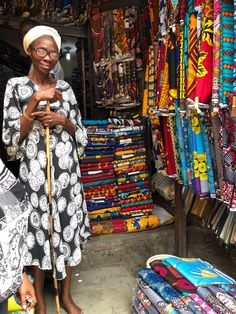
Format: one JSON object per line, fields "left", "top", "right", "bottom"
{"left": 2, "top": 77, "right": 90, "bottom": 280}
{"left": 0, "top": 159, "right": 31, "bottom": 302}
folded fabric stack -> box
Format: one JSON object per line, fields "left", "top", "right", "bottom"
{"left": 81, "top": 118, "right": 159, "bottom": 236}
{"left": 109, "top": 117, "right": 157, "bottom": 233}
{"left": 80, "top": 120, "right": 121, "bottom": 224}
{"left": 132, "top": 255, "right": 236, "bottom": 314}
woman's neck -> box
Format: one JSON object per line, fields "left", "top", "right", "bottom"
{"left": 28, "top": 72, "right": 55, "bottom": 88}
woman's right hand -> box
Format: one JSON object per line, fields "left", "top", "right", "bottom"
{"left": 18, "top": 272, "right": 37, "bottom": 312}
{"left": 34, "top": 87, "right": 62, "bottom": 103}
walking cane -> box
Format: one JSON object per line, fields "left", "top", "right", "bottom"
{"left": 45, "top": 100, "right": 61, "bottom": 314}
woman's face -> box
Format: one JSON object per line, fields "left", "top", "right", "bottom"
{"left": 29, "top": 35, "right": 59, "bottom": 75}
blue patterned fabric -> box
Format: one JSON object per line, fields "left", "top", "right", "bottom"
{"left": 163, "top": 257, "right": 236, "bottom": 286}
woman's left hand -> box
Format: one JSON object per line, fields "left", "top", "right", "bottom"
{"left": 18, "top": 272, "right": 37, "bottom": 312}
{"left": 31, "top": 111, "right": 66, "bottom": 128}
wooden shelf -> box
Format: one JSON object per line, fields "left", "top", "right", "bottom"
{"left": 0, "top": 16, "right": 88, "bottom": 38}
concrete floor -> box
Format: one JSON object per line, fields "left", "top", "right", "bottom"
{"left": 45, "top": 225, "right": 236, "bottom": 314}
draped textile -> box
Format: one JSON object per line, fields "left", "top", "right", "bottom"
{"left": 0, "top": 159, "right": 31, "bottom": 302}
{"left": 195, "top": 0, "right": 214, "bottom": 107}
{"left": 162, "top": 256, "right": 236, "bottom": 286}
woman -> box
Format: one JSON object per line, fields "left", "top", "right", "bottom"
{"left": 2, "top": 25, "right": 90, "bottom": 314}
{"left": 0, "top": 158, "right": 36, "bottom": 313}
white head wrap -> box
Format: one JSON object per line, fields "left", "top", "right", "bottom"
{"left": 23, "top": 25, "right": 61, "bottom": 55}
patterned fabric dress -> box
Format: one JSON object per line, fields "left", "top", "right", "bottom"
{"left": 0, "top": 158, "right": 31, "bottom": 303}
{"left": 2, "top": 77, "right": 91, "bottom": 280}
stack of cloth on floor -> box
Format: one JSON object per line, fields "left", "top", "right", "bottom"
{"left": 132, "top": 255, "right": 236, "bottom": 314}
{"left": 80, "top": 118, "right": 159, "bottom": 236}
{"left": 80, "top": 120, "right": 120, "bottom": 222}
{"left": 111, "top": 118, "right": 154, "bottom": 220}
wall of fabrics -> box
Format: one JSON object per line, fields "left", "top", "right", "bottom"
{"left": 89, "top": 3, "right": 147, "bottom": 110}
{"left": 132, "top": 255, "right": 236, "bottom": 313}
{"left": 79, "top": 117, "right": 160, "bottom": 235}
{"left": 139, "top": 0, "right": 236, "bottom": 248}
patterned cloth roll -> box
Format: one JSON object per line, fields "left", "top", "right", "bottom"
{"left": 197, "top": 286, "right": 232, "bottom": 314}
{"left": 138, "top": 268, "right": 193, "bottom": 313}
{"left": 207, "top": 285, "right": 236, "bottom": 312}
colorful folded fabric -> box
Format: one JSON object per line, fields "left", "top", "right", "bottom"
{"left": 150, "top": 259, "right": 197, "bottom": 294}
{"left": 87, "top": 206, "right": 121, "bottom": 215}
{"left": 82, "top": 120, "right": 110, "bottom": 126}
{"left": 80, "top": 157, "right": 114, "bottom": 164}
{"left": 85, "top": 190, "right": 118, "bottom": 199}
{"left": 119, "top": 194, "right": 152, "bottom": 203}
{"left": 120, "top": 199, "right": 153, "bottom": 208}
{"left": 125, "top": 215, "right": 159, "bottom": 232}
{"left": 114, "top": 153, "right": 147, "bottom": 161}
{"left": 86, "top": 198, "right": 120, "bottom": 206}
{"left": 113, "top": 125, "right": 144, "bottom": 133}
{"left": 8, "top": 294, "right": 35, "bottom": 313}
{"left": 134, "top": 286, "right": 158, "bottom": 314}
{"left": 190, "top": 293, "right": 217, "bottom": 314}
{"left": 115, "top": 148, "right": 146, "bottom": 156}
{"left": 80, "top": 164, "right": 114, "bottom": 171}
{"left": 162, "top": 257, "right": 236, "bottom": 286}
{"left": 207, "top": 285, "right": 236, "bottom": 312}
{"left": 83, "top": 178, "right": 116, "bottom": 188}
{"left": 113, "top": 156, "right": 146, "bottom": 165}
{"left": 90, "top": 219, "right": 127, "bottom": 236}
{"left": 137, "top": 277, "right": 176, "bottom": 314}
{"left": 115, "top": 144, "right": 145, "bottom": 151}
{"left": 82, "top": 174, "right": 115, "bottom": 184}
{"left": 138, "top": 268, "right": 192, "bottom": 313}
{"left": 120, "top": 209, "right": 152, "bottom": 216}
{"left": 220, "top": 284, "right": 236, "bottom": 299}
{"left": 149, "top": 259, "right": 212, "bottom": 313}
{"left": 81, "top": 154, "right": 114, "bottom": 160}
{"left": 117, "top": 172, "right": 148, "bottom": 180}
{"left": 197, "top": 286, "right": 231, "bottom": 314}
{"left": 121, "top": 213, "right": 152, "bottom": 219}
{"left": 88, "top": 212, "right": 120, "bottom": 220}
{"left": 114, "top": 165, "right": 148, "bottom": 175}
{"left": 119, "top": 190, "right": 150, "bottom": 199}
{"left": 132, "top": 296, "right": 148, "bottom": 314}
{"left": 85, "top": 183, "right": 116, "bottom": 192}
{"left": 181, "top": 296, "right": 206, "bottom": 314}
{"left": 87, "top": 201, "right": 120, "bottom": 210}
{"left": 120, "top": 204, "right": 154, "bottom": 212}
{"left": 118, "top": 181, "right": 150, "bottom": 191}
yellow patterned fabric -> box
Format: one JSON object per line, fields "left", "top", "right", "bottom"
{"left": 125, "top": 215, "right": 160, "bottom": 232}
{"left": 8, "top": 294, "right": 35, "bottom": 313}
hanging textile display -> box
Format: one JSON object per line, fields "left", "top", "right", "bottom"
{"left": 139, "top": 0, "right": 236, "bottom": 249}
{"left": 142, "top": 0, "right": 235, "bottom": 204}
{"left": 89, "top": 3, "right": 146, "bottom": 109}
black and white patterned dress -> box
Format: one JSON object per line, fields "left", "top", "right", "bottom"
{"left": 2, "top": 77, "right": 90, "bottom": 280}
{"left": 0, "top": 158, "right": 31, "bottom": 302}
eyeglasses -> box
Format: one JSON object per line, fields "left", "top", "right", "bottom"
{"left": 30, "top": 47, "right": 60, "bottom": 60}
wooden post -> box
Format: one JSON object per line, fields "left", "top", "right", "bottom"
{"left": 175, "top": 180, "right": 187, "bottom": 257}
